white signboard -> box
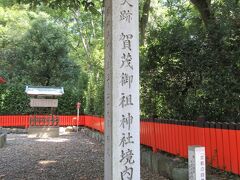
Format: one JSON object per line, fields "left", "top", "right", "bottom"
{"left": 104, "top": 0, "right": 140, "bottom": 179}
{"left": 30, "top": 99, "right": 58, "bottom": 107}
{"left": 188, "top": 146, "right": 206, "bottom": 180}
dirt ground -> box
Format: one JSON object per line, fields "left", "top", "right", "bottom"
{"left": 0, "top": 130, "right": 167, "bottom": 180}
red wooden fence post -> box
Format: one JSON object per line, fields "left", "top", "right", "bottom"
{"left": 100, "top": 117, "right": 102, "bottom": 132}
{"left": 204, "top": 122, "right": 212, "bottom": 165}
{"left": 152, "top": 118, "right": 157, "bottom": 152}
{"left": 222, "top": 122, "right": 231, "bottom": 172}
{"left": 209, "top": 122, "right": 218, "bottom": 168}
{"left": 159, "top": 120, "right": 164, "bottom": 152}
{"left": 167, "top": 119, "right": 172, "bottom": 153}
{"left": 175, "top": 120, "right": 180, "bottom": 155}
{"left": 179, "top": 120, "right": 184, "bottom": 157}
{"left": 237, "top": 123, "right": 240, "bottom": 175}
{"left": 171, "top": 120, "right": 176, "bottom": 154}
{"left": 25, "top": 115, "right": 28, "bottom": 129}
{"left": 182, "top": 120, "right": 188, "bottom": 158}
{"left": 216, "top": 122, "right": 224, "bottom": 170}
{"left": 162, "top": 120, "right": 167, "bottom": 152}
{"left": 228, "top": 123, "right": 238, "bottom": 174}
{"left": 196, "top": 117, "right": 205, "bottom": 147}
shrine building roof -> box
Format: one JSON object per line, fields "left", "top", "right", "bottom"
{"left": 25, "top": 86, "right": 64, "bottom": 96}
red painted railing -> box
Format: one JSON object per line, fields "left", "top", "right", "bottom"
{"left": 84, "top": 115, "right": 104, "bottom": 133}
{"left": 0, "top": 115, "right": 29, "bottom": 128}
{"left": 0, "top": 115, "right": 84, "bottom": 128}
{"left": 84, "top": 117, "right": 240, "bottom": 176}
{"left": 0, "top": 115, "right": 239, "bottom": 175}
{"left": 58, "top": 115, "right": 85, "bottom": 127}
{"left": 140, "top": 119, "right": 240, "bottom": 176}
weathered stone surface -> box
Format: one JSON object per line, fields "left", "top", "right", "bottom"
{"left": 99, "top": 134, "right": 104, "bottom": 143}
{"left": 151, "top": 152, "right": 162, "bottom": 174}
{"left": 158, "top": 154, "right": 175, "bottom": 179}
{"left": 172, "top": 168, "right": 188, "bottom": 180}
{"left": 0, "top": 133, "right": 6, "bottom": 148}
{"left": 141, "top": 150, "right": 152, "bottom": 169}
{"left": 0, "top": 136, "right": 3, "bottom": 148}
{"left": 3, "top": 133, "right": 6, "bottom": 142}
{"left": 92, "top": 132, "right": 96, "bottom": 139}
{"left": 96, "top": 133, "right": 100, "bottom": 141}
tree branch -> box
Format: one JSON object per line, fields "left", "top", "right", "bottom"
{"left": 190, "top": 0, "right": 214, "bottom": 28}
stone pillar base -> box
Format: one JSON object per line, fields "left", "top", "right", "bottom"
{"left": 0, "top": 133, "right": 7, "bottom": 148}
{"left": 28, "top": 126, "right": 59, "bottom": 138}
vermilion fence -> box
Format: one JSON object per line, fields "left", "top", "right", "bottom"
{"left": 140, "top": 119, "right": 240, "bottom": 175}
{"left": 0, "top": 115, "right": 239, "bottom": 175}
{"left": 84, "top": 115, "right": 104, "bottom": 133}
{"left": 58, "top": 115, "right": 85, "bottom": 127}
{"left": 0, "top": 115, "right": 85, "bottom": 128}
{"left": 0, "top": 115, "right": 29, "bottom": 128}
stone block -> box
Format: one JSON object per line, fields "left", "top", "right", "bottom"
{"left": 151, "top": 152, "right": 162, "bottom": 174}
{"left": 0, "top": 137, "right": 3, "bottom": 148}
{"left": 92, "top": 132, "right": 95, "bottom": 138}
{"left": 4, "top": 134, "right": 6, "bottom": 142}
{"left": 90, "top": 131, "right": 94, "bottom": 137}
{"left": 158, "top": 154, "right": 174, "bottom": 179}
{"left": 99, "top": 134, "right": 104, "bottom": 144}
{"left": 0, "top": 133, "right": 6, "bottom": 148}
{"left": 96, "top": 133, "right": 100, "bottom": 142}
{"left": 141, "top": 150, "right": 152, "bottom": 169}
{"left": 172, "top": 168, "right": 188, "bottom": 180}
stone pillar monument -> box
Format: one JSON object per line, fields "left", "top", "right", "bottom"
{"left": 104, "top": 0, "right": 140, "bottom": 179}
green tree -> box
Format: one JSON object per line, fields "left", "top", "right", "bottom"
{"left": 13, "top": 18, "right": 80, "bottom": 86}
{"left": 142, "top": 0, "right": 240, "bottom": 122}
{"left": 0, "top": 5, "right": 42, "bottom": 80}
{"left": 0, "top": 5, "right": 87, "bottom": 114}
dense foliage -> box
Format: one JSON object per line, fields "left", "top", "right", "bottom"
{"left": 0, "top": 0, "right": 239, "bottom": 122}
{"left": 0, "top": 6, "right": 85, "bottom": 114}
{"left": 141, "top": 1, "right": 240, "bottom": 122}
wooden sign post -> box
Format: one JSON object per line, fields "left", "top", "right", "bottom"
{"left": 76, "top": 102, "right": 81, "bottom": 132}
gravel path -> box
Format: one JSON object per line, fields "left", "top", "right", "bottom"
{"left": 0, "top": 130, "right": 167, "bottom": 180}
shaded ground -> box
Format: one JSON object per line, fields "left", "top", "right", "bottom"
{"left": 0, "top": 130, "right": 167, "bottom": 180}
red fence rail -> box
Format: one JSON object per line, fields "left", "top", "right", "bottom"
{"left": 140, "top": 119, "right": 240, "bottom": 176}
{"left": 84, "top": 115, "right": 104, "bottom": 133}
{"left": 0, "top": 115, "right": 85, "bottom": 128}
{"left": 0, "top": 115, "right": 239, "bottom": 175}
{"left": 0, "top": 115, "right": 29, "bottom": 128}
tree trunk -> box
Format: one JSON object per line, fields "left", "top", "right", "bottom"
{"left": 189, "top": 0, "right": 214, "bottom": 28}
{"left": 189, "top": 0, "right": 222, "bottom": 43}
{"left": 140, "top": 0, "right": 151, "bottom": 46}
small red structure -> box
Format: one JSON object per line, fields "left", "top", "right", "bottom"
{"left": 0, "top": 77, "right": 6, "bottom": 84}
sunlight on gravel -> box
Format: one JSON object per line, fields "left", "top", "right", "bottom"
{"left": 0, "top": 131, "right": 167, "bottom": 180}
{"left": 35, "top": 138, "right": 69, "bottom": 143}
